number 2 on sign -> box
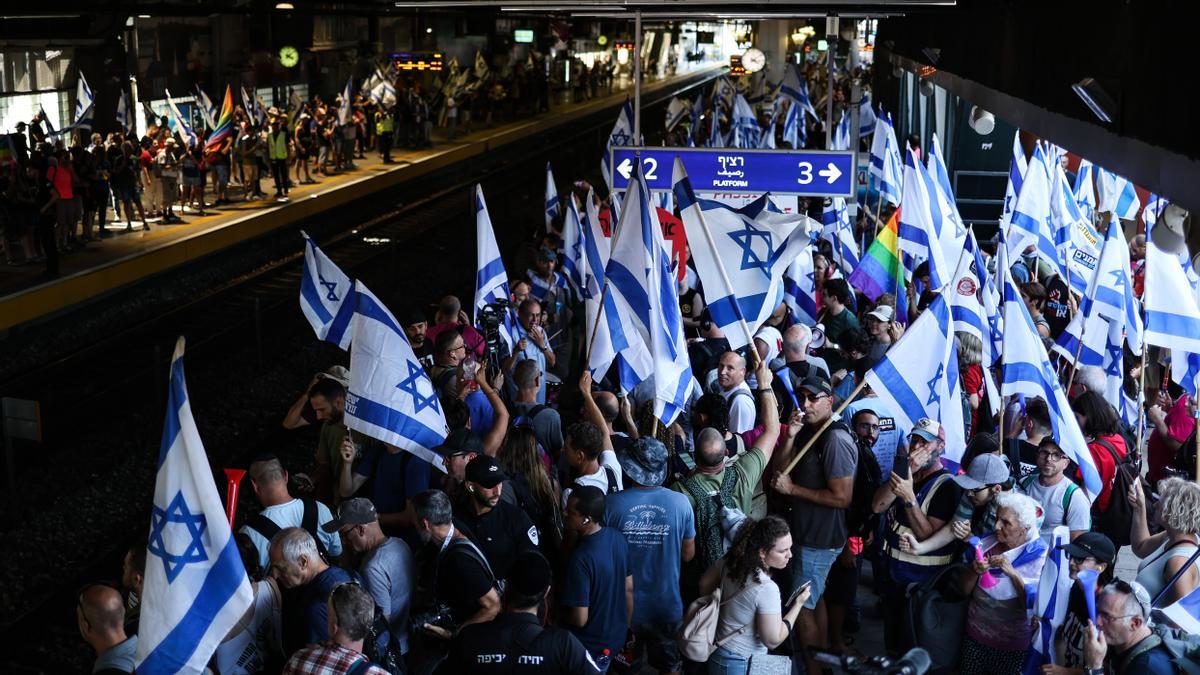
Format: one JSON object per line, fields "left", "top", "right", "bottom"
{"left": 797, "top": 161, "right": 813, "bottom": 185}
{"left": 642, "top": 158, "right": 659, "bottom": 180}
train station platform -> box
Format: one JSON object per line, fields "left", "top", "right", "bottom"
{"left": 0, "top": 65, "right": 721, "bottom": 333}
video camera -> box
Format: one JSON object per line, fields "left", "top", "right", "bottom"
{"left": 477, "top": 299, "right": 511, "bottom": 365}
{"left": 810, "top": 647, "right": 931, "bottom": 675}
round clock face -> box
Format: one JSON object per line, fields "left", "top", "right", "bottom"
{"left": 279, "top": 46, "right": 299, "bottom": 68}
{"left": 742, "top": 48, "right": 766, "bottom": 73}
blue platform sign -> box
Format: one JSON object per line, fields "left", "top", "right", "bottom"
{"left": 609, "top": 147, "right": 855, "bottom": 197}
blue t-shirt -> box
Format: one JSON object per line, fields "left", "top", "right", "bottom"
{"left": 842, "top": 397, "right": 908, "bottom": 477}
{"left": 465, "top": 390, "right": 495, "bottom": 439}
{"left": 560, "top": 527, "right": 630, "bottom": 655}
{"left": 603, "top": 487, "right": 695, "bottom": 625}
{"left": 355, "top": 446, "right": 433, "bottom": 515}
{"left": 299, "top": 565, "right": 356, "bottom": 646}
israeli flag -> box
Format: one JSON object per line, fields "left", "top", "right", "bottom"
{"left": 74, "top": 72, "right": 95, "bottom": 128}
{"left": 545, "top": 162, "right": 559, "bottom": 230}
{"left": 674, "top": 158, "right": 812, "bottom": 351}
{"left": 869, "top": 113, "right": 903, "bottom": 207}
{"left": 821, "top": 197, "right": 860, "bottom": 272}
{"left": 1143, "top": 193, "right": 1168, "bottom": 230}
{"left": 1159, "top": 584, "right": 1200, "bottom": 635}
{"left": 858, "top": 94, "right": 877, "bottom": 137}
{"left": 115, "top": 91, "right": 131, "bottom": 133}
{"left": 370, "top": 78, "right": 397, "bottom": 108}
{"left": 784, "top": 246, "right": 820, "bottom": 326}
{"left": 730, "top": 94, "right": 760, "bottom": 149}
{"left": 1145, "top": 238, "right": 1200, "bottom": 373}
{"left": 782, "top": 101, "right": 804, "bottom": 150}
{"left": 1053, "top": 217, "right": 1141, "bottom": 370}
{"left": 1097, "top": 168, "right": 1141, "bottom": 221}
{"left": 927, "top": 134, "right": 968, "bottom": 257}
{"left": 1021, "top": 526, "right": 1074, "bottom": 675}
{"left": 344, "top": 282, "right": 449, "bottom": 470}
{"left": 948, "top": 241, "right": 1000, "bottom": 367}
{"left": 999, "top": 246, "right": 1102, "bottom": 495}
{"left": 897, "top": 148, "right": 950, "bottom": 288}
{"left": 1074, "top": 158, "right": 1097, "bottom": 221}
{"left": 759, "top": 115, "right": 777, "bottom": 150}
{"left": 338, "top": 76, "right": 354, "bottom": 126}
{"left": 863, "top": 292, "right": 967, "bottom": 466}
{"left": 560, "top": 193, "right": 585, "bottom": 296}
{"left": 239, "top": 86, "right": 256, "bottom": 124}
{"left": 601, "top": 100, "right": 635, "bottom": 190}
{"left": 194, "top": 85, "right": 217, "bottom": 130}
{"left": 607, "top": 160, "right": 694, "bottom": 425}
{"left": 1049, "top": 161, "right": 1101, "bottom": 296}
{"left": 300, "top": 231, "right": 355, "bottom": 351}
{"left": 831, "top": 110, "right": 851, "bottom": 151}
{"left": 779, "top": 64, "right": 818, "bottom": 121}
{"left": 163, "top": 90, "right": 198, "bottom": 148}
{"left": 707, "top": 109, "right": 727, "bottom": 148}
{"left": 1000, "top": 131, "right": 1028, "bottom": 229}
{"left": 1008, "top": 144, "right": 1067, "bottom": 280}
{"left": 714, "top": 77, "right": 736, "bottom": 115}
{"left": 135, "top": 337, "right": 253, "bottom": 673}
{"left": 666, "top": 97, "right": 690, "bottom": 132}
{"left": 473, "top": 185, "right": 517, "bottom": 351}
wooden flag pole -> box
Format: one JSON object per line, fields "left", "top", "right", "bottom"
{"left": 782, "top": 378, "right": 869, "bottom": 475}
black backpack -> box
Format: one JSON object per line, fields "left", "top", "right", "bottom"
{"left": 1091, "top": 437, "right": 1148, "bottom": 548}
{"left": 847, "top": 438, "right": 883, "bottom": 538}
{"left": 243, "top": 498, "right": 330, "bottom": 563}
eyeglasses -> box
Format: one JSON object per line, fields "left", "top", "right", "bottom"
{"left": 801, "top": 393, "right": 829, "bottom": 403}
{"left": 1036, "top": 448, "right": 1066, "bottom": 461}
{"left": 1110, "top": 579, "right": 1152, "bottom": 617}
{"left": 855, "top": 423, "right": 881, "bottom": 432}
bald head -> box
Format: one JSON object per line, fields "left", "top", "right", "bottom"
{"left": 782, "top": 324, "right": 812, "bottom": 360}
{"left": 436, "top": 295, "right": 462, "bottom": 323}
{"left": 696, "top": 427, "right": 726, "bottom": 468}
{"left": 594, "top": 392, "right": 619, "bottom": 424}
{"left": 79, "top": 584, "right": 126, "bottom": 635}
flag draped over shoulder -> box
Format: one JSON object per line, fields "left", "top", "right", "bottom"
{"left": 300, "top": 231, "right": 356, "bottom": 350}
{"left": 135, "top": 338, "right": 253, "bottom": 673}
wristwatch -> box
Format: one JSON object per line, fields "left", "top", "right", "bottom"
{"left": 1085, "top": 667, "right": 1105, "bottom": 675}
{"left": 904, "top": 499, "right": 917, "bottom": 509}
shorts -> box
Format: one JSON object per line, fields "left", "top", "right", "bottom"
{"left": 789, "top": 545, "right": 841, "bottom": 609}
{"left": 181, "top": 174, "right": 201, "bottom": 188}
{"left": 631, "top": 621, "right": 682, "bottom": 673}
{"left": 116, "top": 186, "right": 136, "bottom": 202}
{"left": 213, "top": 164, "right": 229, "bottom": 185}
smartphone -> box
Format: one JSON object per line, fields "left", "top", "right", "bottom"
{"left": 787, "top": 580, "right": 813, "bottom": 607}
{"left": 892, "top": 449, "right": 910, "bottom": 479}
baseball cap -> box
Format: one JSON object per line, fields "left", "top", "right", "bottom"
{"left": 464, "top": 455, "right": 508, "bottom": 488}
{"left": 952, "top": 453, "right": 1010, "bottom": 490}
{"left": 320, "top": 497, "right": 379, "bottom": 533}
{"left": 1062, "top": 532, "right": 1117, "bottom": 566}
{"left": 909, "top": 417, "right": 944, "bottom": 443}
{"left": 867, "top": 305, "right": 895, "bottom": 323}
{"left": 435, "top": 428, "right": 482, "bottom": 458}
{"left": 318, "top": 365, "right": 351, "bottom": 388}
{"left": 799, "top": 373, "right": 833, "bottom": 397}
{"left": 617, "top": 437, "right": 668, "bottom": 487}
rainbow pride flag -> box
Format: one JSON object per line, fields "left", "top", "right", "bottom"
{"left": 848, "top": 209, "right": 909, "bottom": 321}
{"left": 204, "top": 85, "right": 235, "bottom": 156}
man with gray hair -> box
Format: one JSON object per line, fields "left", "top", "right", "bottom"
{"left": 242, "top": 454, "right": 342, "bottom": 571}
{"left": 283, "top": 582, "right": 390, "bottom": 674}
{"left": 1082, "top": 580, "right": 1175, "bottom": 674}
{"left": 773, "top": 324, "right": 831, "bottom": 418}
{"left": 268, "top": 527, "right": 357, "bottom": 657}
{"left": 509, "top": 358, "right": 562, "bottom": 457}
{"left": 411, "top": 490, "right": 501, "bottom": 639}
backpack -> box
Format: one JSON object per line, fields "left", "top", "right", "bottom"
{"left": 847, "top": 439, "right": 883, "bottom": 538}
{"left": 510, "top": 404, "right": 548, "bottom": 432}
{"left": 1018, "top": 474, "right": 1081, "bottom": 526}
{"left": 905, "top": 564, "right": 970, "bottom": 672}
{"left": 1091, "top": 437, "right": 1147, "bottom": 548}
{"left": 677, "top": 573, "right": 758, "bottom": 662}
{"left": 361, "top": 602, "right": 403, "bottom": 674}
{"left": 243, "top": 498, "right": 330, "bottom": 563}
{"left": 681, "top": 464, "right": 743, "bottom": 570}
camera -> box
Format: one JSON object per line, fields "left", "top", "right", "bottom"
{"left": 412, "top": 603, "right": 458, "bottom": 634}
{"left": 478, "top": 300, "right": 511, "bottom": 363}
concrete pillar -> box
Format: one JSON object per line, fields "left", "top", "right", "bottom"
{"left": 754, "top": 19, "right": 792, "bottom": 80}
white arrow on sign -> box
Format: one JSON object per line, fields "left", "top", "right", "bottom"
{"left": 617, "top": 158, "right": 634, "bottom": 180}
{"left": 818, "top": 162, "right": 842, "bottom": 184}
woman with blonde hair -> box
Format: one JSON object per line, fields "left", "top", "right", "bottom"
{"left": 1130, "top": 476, "right": 1200, "bottom": 604}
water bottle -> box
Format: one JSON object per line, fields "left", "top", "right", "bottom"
{"left": 593, "top": 649, "right": 612, "bottom": 671}
{"left": 462, "top": 353, "right": 477, "bottom": 386}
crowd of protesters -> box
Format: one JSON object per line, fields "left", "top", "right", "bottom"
{"left": 72, "top": 63, "right": 1200, "bottom": 675}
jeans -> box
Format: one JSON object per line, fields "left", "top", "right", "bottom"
{"left": 706, "top": 646, "right": 749, "bottom": 675}
{"left": 789, "top": 545, "right": 842, "bottom": 609}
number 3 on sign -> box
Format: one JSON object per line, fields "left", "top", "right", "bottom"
{"left": 797, "top": 161, "right": 813, "bottom": 185}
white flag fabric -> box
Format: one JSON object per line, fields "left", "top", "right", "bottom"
{"left": 240, "top": 86, "right": 256, "bottom": 123}
{"left": 1159, "top": 584, "right": 1200, "bottom": 636}
{"left": 545, "top": 162, "right": 559, "bottom": 230}
{"left": 607, "top": 162, "right": 694, "bottom": 424}
{"left": 1023, "top": 526, "right": 1074, "bottom": 674}
{"left": 1000, "top": 131, "right": 1027, "bottom": 230}
{"left": 665, "top": 97, "right": 690, "bottom": 132}
{"left": 601, "top": 100, "right": 635, "bottom": 190}
{"left": 74, "top": 72, "right": 95, "bottom": 127}
{"left": 1049, "top": 161, "right": 1101, "bottom": 296}
{"left": 1096, "top": 168, "right": 1141, "bottom": 222}
{"left": 560, "top": 193, "right": 585, "bottom": 298}
{"left": 869, "top": 113, "right": 903, "bottom": 207}
{"left": 831, "top": 111, "right": 851, "bottom": 151}
{"left": 759, "top": 115, "right": 777, "bottom": 150}
{"left": 858, "top": 95, "right": 877, "bottom": 137}
{"left": 115, "top": 91, "right": 131, "bottom": 133}
{"left": 1008, "top": 144, "right": 1066, "bottom": 280}
{"left": 730, "top": 94, "right": 760, "bottom": 149}
{"left": 344, "top": 282, "right": 449, "bottom": 470}
{"left": 338, "top": 77, "right": 354, "bottom": 126}
{"left": 897, "top": 148, "right": 950, "bottom": 288}
{"left": 925, "top": 134, "right": 967, "bottom": 262}
{"left": 1145, "top": 238, "right": 1200, "bottom": 359}
{"left": 674, "top": 158, "right": 812, "bottom": 350}
{"left": 1074, "top": 158, "right": 1097, "bottom": 221}
{"left": 194, "top": 85, "right": 217, "bottom": 130}
{"left": 782, "top": 101, "right": 804, "bottom": 150}
{"left": 948, "top": 243, "right": 999, "bottom": 368}
{"left": 472, "top": 185, "right": 518, "bottom": 351}
{"left": 300, "top": 231, "right": 355, "bottom": 350}
{"left": 784, "top": 246, "right": 819, "bottom": 327}
{"left": 999, "top": 244, "right": 1102, "bottom": 495}
{"left": 135, "top": 337, "right": 253, "bottom": 673}
{"left": 163, "top": 89, "right": 198, "bottom": 148}
{"left": 778, "top": 64, "right": 817, "bottom": 121}
{"left": 821, "top": 197, "right": 860, "bottom": 273}
{"left": 863, "top": 291, "right": 967, "bottom": 467}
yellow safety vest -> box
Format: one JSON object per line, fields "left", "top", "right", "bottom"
{"left": 884, "top": 473, "right": 957, "bottom": 567}
{"left": 267, "top": 131, "right": 289, "bottom": 160}
{"left": 376, "top": 113, "right": 393, "bottom": 135}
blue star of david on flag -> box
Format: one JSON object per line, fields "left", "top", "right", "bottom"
{"left": 147, "top": 491, "right": 209, "bottom": 583}
{"left": 611, "top": 129, "right": 631, "bottom": 146}
{"left": 729, "top": 223, "right": 774, "bottom": 278}
{"left": 396, "top": 361, "right": 440, "bottom": 414}
{"left": 318, "top": 273, "right": 340, "bottom": 302}
{"left": 926, "top": 363, "right": 944, "bottom": 407}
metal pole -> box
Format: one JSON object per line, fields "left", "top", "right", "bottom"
{"left": 825, "top": 15, "right": 838, "bottom": 149}
{"left": 633, "top": 10, "right": 642, "bottom": 141}
{"left": 849, "top": 78, "right": 862, "bottom": 221}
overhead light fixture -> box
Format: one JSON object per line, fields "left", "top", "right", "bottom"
{"left": 919, "top": 79, "right": 934, "bottom": 97}
{"left": 1072, "top": 77, "right": 1116, "bottom": 123}
{"left": 968, "top": 106, "right": 995, "bottom": 135}
{"left": 426, "top": 27, "right": 433, "bottom": 33}
{"left": 274, "top": 1, "right": 294, "bottom": 9}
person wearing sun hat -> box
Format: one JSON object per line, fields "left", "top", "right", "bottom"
{"left": 604, "top": 437, "right": 696, "bottom": 675}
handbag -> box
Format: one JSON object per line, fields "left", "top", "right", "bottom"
{"left": 677, "top": 571, "right": 756, "bottom": 662}
{"left": 747, "top": 653, "right": 793, "bottom": 675}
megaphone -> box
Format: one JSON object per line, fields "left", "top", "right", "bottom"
{"left": 1077, "top": 568, "right": 1100, "bottom": 624}
{"left": 1150, "top": 203, "right": 1192, "bottom": 255}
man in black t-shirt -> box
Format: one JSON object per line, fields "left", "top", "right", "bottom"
{"left": 440, "top": 551, "right": 599, "bottom": 674}
{"left": 453, "top": 456, "right": 539, "bottom": 582}
{"left": 412, "top": 489, "right": 500, "bottom": 636}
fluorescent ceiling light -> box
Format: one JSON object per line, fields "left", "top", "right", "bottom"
{"left": 1072, "top": 78, "right": 1115, "bottom": 124}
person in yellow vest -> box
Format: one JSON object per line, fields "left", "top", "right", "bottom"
{"left": 267, "top": 116, "right": 290, "bottom": 200}
{"left": 375, "top": 107, "right": 394, "bottom": 164}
